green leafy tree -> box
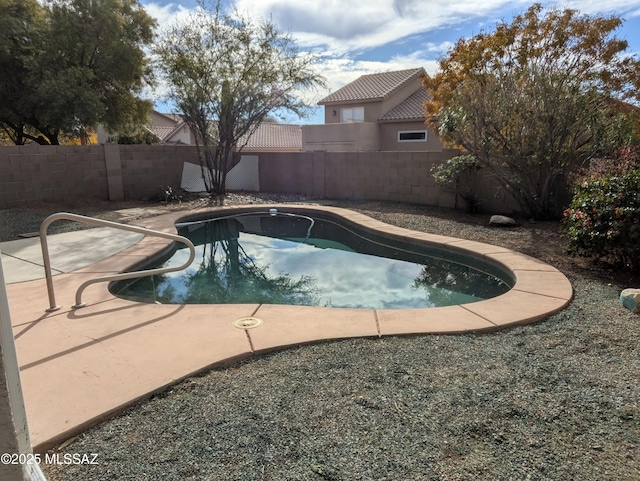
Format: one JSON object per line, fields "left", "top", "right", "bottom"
{"left": 430, "top": 154, "right": 482, "bottom": 213}
{"left": 153, "top": 1, "right": 325, "bottom": 202}
{"left": 115, "top": 130, "right": 161, "bottom": 145}
{"left": 423, "top": 4, "right": 640, "bottom": 219}
{"left": 0, "top": 0, "right": 156, "bottom": 145}
{"left": 0, "top": 0, "right": 47, "bottom": 144}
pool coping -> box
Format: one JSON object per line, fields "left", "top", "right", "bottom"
{"left": 7, "top": 204, "right": 573, "bottom": 452}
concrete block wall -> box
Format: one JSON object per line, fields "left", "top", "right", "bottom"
{"left": 257, "top": 151, "right": 316, "bottom": 196}
{"left": 0, "top": 145, "right": 109, "bottom": 208}
{"left": 323, "top": 151, "right": 449, "bottom": 205}
{"left": 258, "top": 150, "right": 464, "bottom": 209}
{"left": 0, "top": 144, "right": 518, "bottom": 214}
{"left": 118, "top": 145, "right": 199, "bottom": 200}
{"left": 0, "top": 145, "right": 197, "bottom": 209}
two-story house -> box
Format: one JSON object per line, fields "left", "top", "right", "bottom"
{"left": 102, "top": 68, "right": 440, "bottom": 154}
{"left": 302, "top": 67, "right": 442, "bottom": 152}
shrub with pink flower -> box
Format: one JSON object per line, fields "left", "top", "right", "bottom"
{"left": 564, "top": 146, "right": 640, "bottom": 271}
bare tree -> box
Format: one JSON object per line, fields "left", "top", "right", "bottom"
{"left": 153, "top": 1, "right": 325, "bottom": 202}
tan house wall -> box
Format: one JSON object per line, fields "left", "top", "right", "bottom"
{"left": 322, "top": 99, "right": 383, "bottom": 124}
{"left": 302, "top": 122, "right": 380, "bottom": 152}
{"left": 323, "top": 106, "right": 336, "bottom": 124}
{"left": 149, "top": 111, "right": 177, "bottom": 128}
{"left": 302, "top": 121, "right": 444, "bottom": 152}
{"left": 363, "top": 102, "right": 383, "bottom": 123}
{"left": 378, "top": 121, "right": 442, "bottom": 151}
{"left": 164, "top": 124, "right": 195, "bottom": 145}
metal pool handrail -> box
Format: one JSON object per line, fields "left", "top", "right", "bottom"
{"left": 39, "top": 212, "right": 196, "bottom": 311}
{"left": 175, "top": 208, "right": 316, "bottom": 240}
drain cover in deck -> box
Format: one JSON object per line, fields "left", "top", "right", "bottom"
{"left": 233, "top": 317, "right": 263, "bottom": 329}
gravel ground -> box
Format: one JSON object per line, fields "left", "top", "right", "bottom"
{"left": 3, "top": 193, "right": 639, "bottom": 481}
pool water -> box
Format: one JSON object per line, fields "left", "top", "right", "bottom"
{"left": 111, "top": 212, "right": 512, "bottom": 309}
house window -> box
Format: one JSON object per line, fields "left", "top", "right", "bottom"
{"left": 398, "top": 130, "right": 427, "bottom": 142}
{"left": 341, "top": 107, "right": 364, "bottom": 123}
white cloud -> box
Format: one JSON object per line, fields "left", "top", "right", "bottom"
{"left": 142, "top": 0, "right": 640, "bottom": 116}
{"left": 562, "top": 0, "right": 640, "bottom": 15}
{"left": 144, "top": 1, "right": 640, "bottom": 52}
{"left": 233, "top": 0, "right": 523, "bottom": 54}
{"left": 423, "top": 41, "right": 456, "bottom": 55}
{"left": 143, "top": 2, "right": 185, "bottom": 27}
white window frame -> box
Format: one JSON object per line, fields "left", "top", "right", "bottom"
{"left": 397, "top": 130, "right": 427, "bottom": 142}
{"left": 340, "top": 107, "right": 364, "bottom": 123}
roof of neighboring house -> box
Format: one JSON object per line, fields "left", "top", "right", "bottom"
{"left": 242, "top": 123, "right": 302, "bottom": 150}
{"left": 149, "top": 111, "right": 301, "bottom": 150}
{"left": 148, "top": 125, "right": 182, "bottom": 142}
{"left": 162, "top": 113, "right": 184, "bottom": 123}
{"left": 318, "top": 68, "right": 425, "bottom": 105}
{"left": 152, "top": 111, "right": 183, "bottom": 123}
{"left": 378, "top": 88, "right": 428, "bottom": 122}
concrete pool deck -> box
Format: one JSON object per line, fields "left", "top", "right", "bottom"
{"left": 3, "top": 205, "right": 573, "bottom": 453}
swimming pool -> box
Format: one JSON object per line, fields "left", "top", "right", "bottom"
{"left": 17, "top": 204, "right": 573, "bottom": 452}
{"left": 111, "top": 208, "right": 513, "bottom": 309}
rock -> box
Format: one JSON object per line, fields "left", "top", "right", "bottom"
{"left": 620, "top": 289, "right": 640, "bottom": 314}
{"left": 489, "top": 215, "right": 516, "bottom": 227}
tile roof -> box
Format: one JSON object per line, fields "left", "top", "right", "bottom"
{"left": 242, "top": 123, "right": 302, "bottom": 150}
{"left": 318, "top": 68, "right": 425, "bottom": 104}
{"left": 148, "top": 125, "right": 180, "bottom": 142}
{"left": 150, "top": 110, "right": 301, "bottom": 150}
{"left": 378, "top": 88, "right": 428, "bottom": 121}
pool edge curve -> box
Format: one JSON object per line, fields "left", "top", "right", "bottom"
{"left": 7, "top": 204, "right": 573, "bottom": 453}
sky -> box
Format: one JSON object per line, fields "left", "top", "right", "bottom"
{"left": 141, "top": 0, "right": 640, "bottom": 124}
